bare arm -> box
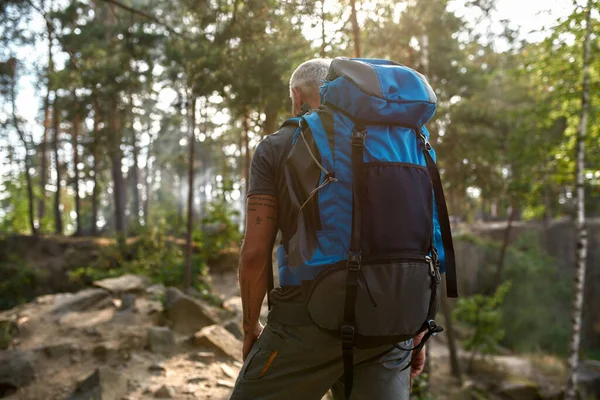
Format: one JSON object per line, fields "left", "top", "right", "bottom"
{"left": 239, "top": 194, "right": 278, "bottom": 359}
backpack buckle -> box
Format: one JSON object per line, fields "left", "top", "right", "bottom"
{"left": 351, "top": 126, "right": 367, "bottom": 147}
{"left": 418, "top": 131, "right": 432, "bottom": 151}
{"left": 340, "top": 324, "right": 356, "bottom": 344}
{"left": 427, "top": 319, "right": 444, "bottom": 336}
{"left": 347, "top": 252, "right": 362, "bottom": 270}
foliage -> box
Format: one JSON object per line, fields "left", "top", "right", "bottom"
{"left": 410, "top": 372, "right": 434, "bottom": 400}
{"left": 501, "top": 233, "right": 573, "bottom": 355}
{"left": 0, "top": 255, "right": 37, "bottom": 310}
{"left": 69, "top": 228, "right": 210, "bottom": 293}
{"left": 453, "top": 281, "right": 512, "bottom": 357}
{"left": 197, "top": 199, "right": 242, "bottom": 262}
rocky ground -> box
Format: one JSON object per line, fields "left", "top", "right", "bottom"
{"left": 0, "top": 272, "right": 598, "bottom": 400}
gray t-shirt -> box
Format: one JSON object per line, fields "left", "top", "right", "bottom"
{"left": 247, "top": 124, "right": 298, "bottom": 250}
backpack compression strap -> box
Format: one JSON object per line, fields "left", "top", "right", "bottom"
{"left": 340, "top": 123, "right": 368, "bottom": 400}
{"left": 417, "top": 127, "right": 458, "bottom": 298}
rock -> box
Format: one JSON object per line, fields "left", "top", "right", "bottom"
{"left": 149, "top": 363, "right": 166, "bottom": 375}
{"left": 67, "top": 366, "right": 127, "bottom": 400}
{"left": 0, "top": 350, "right": 35, "bottom": 389}
{"left": 221, "top": 364, "right": 239, "bottom": 379}
{"left": 92, "top": 343, "right": 119, "bottom": 362}
{"left": 147, "top": 326, "right": 175, "bottom": 354}
{"left": 217, "top": 380, "right": 235, "bottom": 388}
{"left": 577, "top": 360, "right": 600, "bottom": 399}
{"left": 36, "top": 342, "right": 78, "bottom": 359}
{"left": 118, "top": 294, "right": 136, "bottom": 311}
{"left": 192, "top": 325, "right": 242, "bottom": 361}
{"left": 85, "top": 327, "right": 102, "bottom": 338}
{"left": 224, "top": 320, "right": 243, "bottom": 340}
{"left": 154, "top": 384, "right": 176, "bottom": 398}
{"left": 146, "top": 284, "right": 166, "bottom": 298}
{"left": 52, "top": 289, "right": 111, "bottom": 315}
{"left": 188, "top": 351, "right": 216, "bottom": 364}
{"left": 127, "top": 379, "right": 141, "bottom": 391}
{"left": 224, "top": 296, "right": 269, "bottom": 320}
{"left": 164, "top": 287, "right": 217, "bottom": 335}
{"left": 93, "top": 274, "right": 149, "bottom": 294}
{"left": 496, "top": 378, "right": 541, "bottom": 400}
{"left": 187, "top": 377, "right": 208, "bottom": 384}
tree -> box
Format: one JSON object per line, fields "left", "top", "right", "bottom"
{"left": 349, "top": 0, "right": 361, "bottom": 57}
{"left": 565, "top": 2, "right": 594, "bottom": 399}
{"left": 6, "top": 57, "right": 37, "bottom": 235}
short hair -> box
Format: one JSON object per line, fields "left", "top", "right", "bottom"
{"left": 289, "top": 58, "right": 332, "bottom": 100}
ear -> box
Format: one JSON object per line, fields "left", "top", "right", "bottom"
{"left": 291, "top": 87, "right": 303, "bottom": 114}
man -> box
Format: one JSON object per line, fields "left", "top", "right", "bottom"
{"left": 230, "top": 58, "right": 427, "bottom": 400}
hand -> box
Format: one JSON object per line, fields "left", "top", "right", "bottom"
{"left": 242, "top": 322, "right": 264, "bottom": 361}
{"left": 410, "top": 345, "right": 426, "bottom": 380}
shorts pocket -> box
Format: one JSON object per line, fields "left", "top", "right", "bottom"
{"left": 242, "top": 348, "right": 279, "bottom": 380}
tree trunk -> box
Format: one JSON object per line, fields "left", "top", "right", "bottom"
{"left": 52, "top": 96, "right": 63, "bottom": 234}
{"left": 110, "top": 103, "right": 126, "bottom": 250}
{"left": 72, "top": 105, "right": 82, "bottom": 236}
{"left": 143, "top": 119, "right": 154, "bottom": 226}
{"left": 349, "top": 0, "right": 361, "bottom": 58}
{"left": 91, "top": 98, "right": 100, "bottom": 236}
{"left": 129, "top": 92, "right": 141, "bottom": 226}
{"left": 491, "top": 201, "right": 517, "bottom": 292}
{"left": 441, "top": 282, "right": 463, "bottom": 383}
{"left": 565, "top": 3, "right": 592, "bottom": 399}
{"left": 184, "top": 96, "right": 197, "bottom": 293}
{"left": 8, "top": 59, "right": 37, "bottom": 235}
{"left": 39, "top": 24, "right": 54, "bottom": 227}
{"left": 263, "top": 104, "right": 278, "bottom": 137}
{"left": 320, "top": 0, "right": 327, "bottom": 57}
{"left": 242, "top": 107, "right": 251, "bottom": 227}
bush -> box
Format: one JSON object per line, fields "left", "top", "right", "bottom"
{"left": 0, "top": 256, "right": 37, "bottom": 310}
{"left": 69, "top": 227, "right": 211, "bottom": 293}
{"left": 501, "top": 233, "right": 572, "bottom": 355}
{"left": 453, "top": 282, "right": 512, "bottom": 360}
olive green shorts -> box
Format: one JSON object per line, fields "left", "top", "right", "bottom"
{"left": 230, "top": 299, "right": 411, "bottom": 400}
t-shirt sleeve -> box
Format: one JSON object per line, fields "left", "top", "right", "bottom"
{"left": 247, "top": 137, "right": 276, "bottom": 197}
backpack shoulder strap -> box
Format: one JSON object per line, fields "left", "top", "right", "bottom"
{"left": 417, "top": 127, "right": 458, "bottom": 298}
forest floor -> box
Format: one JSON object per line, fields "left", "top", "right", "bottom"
{"left": 0, "top": 268, "right": 571, "bottom": 400}
{"left": 0, "top": 235, "right": 579, "bottom": 400}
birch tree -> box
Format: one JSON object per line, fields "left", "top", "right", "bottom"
{"left": 565, "top": 1, "right": 594, "bottom": 399}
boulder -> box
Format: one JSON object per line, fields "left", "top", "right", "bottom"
{"left": 154, "top": 384, "right": 176, "bottom": 398}
{"left": 118, "top": 294, "right": 136, "bottom": 311}
{"left": 577, "top": 360, "right": 600, "bottom": 399}
{"left": 0, "top": 349, "right": 35, "bottom": 389}
{"left": 224, "top": 296, "right": 268, "bottom": 321}
{"left": 146, "top": 284, "right": 166, "bottom": 298}
{"left": 496, "top": 378, "right": 541, "bottom": 400}
{"left": 52, "top": 289, "right": 111, "bottom": 315}
{"left": 67, "top": 367, "right": 127, "bottom": 400}
{"left": 224, "top": 320, "right": 243, "bottom": 340}
{"left": 192, "top": 325, "right": 242, "bottom": 361}
{"left": 93, "top": 274, "right": 149, "bottom": 294}
{"left": 164, "top": 287, "right": 217, "bottom": 335}
{"left": 147, "top": 326, "right": 175, "bottom": 354}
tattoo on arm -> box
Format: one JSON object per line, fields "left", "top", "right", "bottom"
{"left": 255, "top": 216, "right": 262, "bottom": 225}
{"left": 248, "top": 196, "right": 277, "bottom": 212}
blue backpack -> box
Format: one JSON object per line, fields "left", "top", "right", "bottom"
{"left": 276, "top": 58, "right": 457, "bottom": 398}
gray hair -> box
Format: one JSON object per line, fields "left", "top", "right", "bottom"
{"left": 289, "top": 58, "right": 332, "bottom": 100}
